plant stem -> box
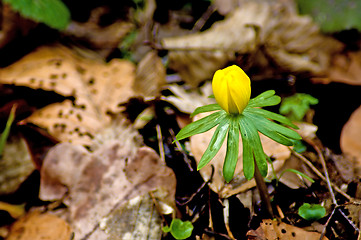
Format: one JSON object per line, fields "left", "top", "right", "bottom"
{"left": 254, "top": 160, "right": 274, "bottom": 218}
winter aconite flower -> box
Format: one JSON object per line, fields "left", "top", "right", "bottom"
{"left": 212, "top": 65, "right": 251, "bottom": 114}
{"left": 175, "top": 65, "right": 301, "bottom": 182}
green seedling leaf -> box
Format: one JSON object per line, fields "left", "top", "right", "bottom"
{"left": 223, "top": 118, "right": 239, "bottom": 182}
{"left": 297, "top": 0, "right": 361, "bottom": 33}
{"left": 198, "top": 120, "right": 229, "bottom": 170}
{"left": 280, "top": 93, "right": 318, "bottom": 121}
{"left": 0, "top": 105, "right": 16, "bottom": 157}
{"left": 162, "top": 218, "right": 194, "bottom": 240}
{"left": 191, "top": 104, "right": 222, "bottom": 117}
{"left": 4, "top": 0, "right": 71, "bottom": 30}
{"left": 175, "top": 111, "right": 225, "bottom": 141}
{"left": 298, "top": 203, "right": 326, "bottom": 221}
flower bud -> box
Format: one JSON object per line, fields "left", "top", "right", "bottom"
{"left": 212, "top": 65, "right": 251, "bottom": 114}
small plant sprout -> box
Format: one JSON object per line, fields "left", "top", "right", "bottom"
{"left": 162, "top": 218, "right": 194, "bottom": 240}
{"left": 298, "top": 203, "right": 326, "bottom": 221}
{"left": 175, "top": 65, "right": 301, "bottom": 215}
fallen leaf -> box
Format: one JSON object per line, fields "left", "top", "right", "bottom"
{"left": 162, "top": 1, "right": 342, "bottom": 86}
{"left": 0, "top": 134, "right": 34, "bottom": 195}
{"left": 190, "top": 112, "right": 290, "bottom": 198}
{"left": 39, "top": 120, "right": 176, "bottom": 240}
{"left": 0, "top": 45, "right": 137, "bottom": 145}
{"left": 6, "top": 211, "right": 72, "bottom": 240}
{"left": 134, "top": 50, "right": 167, "bottom": 97}
{"left": 340, "top": 105, "right": 361, "bottom": 171}
{"left": 162, "top": 82, "right": 215, "bottom": 114}
{"left": 246, "top": 219, "right": 328, "bottom": 240}
{"left": 313, "top": 51, "right": 361, "bottom": 85}
{"left": 0, "top": 202, "right": 25, "bottom": 219}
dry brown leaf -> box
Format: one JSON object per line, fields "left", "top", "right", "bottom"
{"left": 314, "top": 51, "right": 361, "bottom": 85}
{"left": 134, "top": 50, "right": 167, "bottom": 96}
{"left": 0, "top": 135, "right": 34, "bottom": 195}
{"left": 190, "top": 112, "right": 290, "bottom": 198}
{"left": 162, "top": 1, "right": 342, "bottom": 86}
{"left": 246, "top": 219, "right": 328, "bottom": 240}
{"left": 0, "top": 45, "right": 136, "bottom": 145}
{"left": 39, "top": 121, "right": 176, "bottom": 240}
{"left": 340, "top": 105, "right": 361, "bottom": 172}
{"left": 6, "top": 211, "right": 72, "bottom": 240}
{"left": 162, "top": 82, "right": 215, "bottom": 114}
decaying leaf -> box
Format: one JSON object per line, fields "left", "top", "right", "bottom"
{"left": 0, "top": 45, "right": 137, "bottom": 145}
{"left": 39, "top": 120, "right": 176, "bottom": 240}
{"left": 190, "top": 112, "right": 291, "bottom": 198}
{"left": 162, "top": 82, "right": 215, "bottom": 114}
{"left": 246, "top": 219, "right": 328, "bottom": 240}
{"left": 0, "top": 134, "right": 34, "bottom": 195}
{"left": 315, "top": 51, "right": 361, "bottom": 85}
{"left": 6, "top": 211, "right": 72, "bottom": 240}
{"left": 162, "top": 1, "right": 342, "bottom": 86}
{"left": 134, "top": 50, "right": 167, "bottom": 97}
{"left": 340, "top": 105, "right": 361, "bottom": 172}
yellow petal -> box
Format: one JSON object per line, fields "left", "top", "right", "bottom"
{"left": 212, "top": 65, "right": 251, "bottom": 114}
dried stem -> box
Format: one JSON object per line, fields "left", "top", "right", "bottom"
{"left": 254, "top": 159, "right": 274, "bottom": 218}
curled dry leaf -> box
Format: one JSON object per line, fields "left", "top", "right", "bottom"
{"left": 340, "top": 105, "right": 361, "bottom": 172}
{"left": 162, "top": 1, "right": 342, "bottom": 86}
{"left": 0, "top": 45, "right": 137, "bottom": 145}
{"left": 190, "top": 112, "right": 290, "bottom": 198}
{"left": 39, "top": 121, "right": 176, "bottom": 240}
{"left": 6, "top": 211, "right": 72, "bottom": 240}
{"left": 246, "top": 219, "right": 328, "bottom": 240}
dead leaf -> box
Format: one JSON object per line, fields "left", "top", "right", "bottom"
{"left": 0, "top": 45, "right": 137, "bottom": 145}
{"left": 0, "top": 202, "right": 25, "bottom": 219}
{"left": 314, "top": 51, "right": 361, "bottom": 85}
{"left": 0, "top": 134, "right": 34, "bottom": 195}
{"left": 246, "top": 219, "right": 328, "bottom": 240}
{"left": 340, "top": 105, "right": 361, "bottom": 171}
{"left": 134, "top": 50, "right": 167, "bottom": 96}
{"left": 190, "top": 112, "right": 290, "bottom": 198}
{"left": 39, "top": 121, "right": 176, "bottom": 240}
{"left": 162, "top": 82, "right": 215, "bottom": 114}
{"left": 6, "top": 211, "right": 72, "bottom": 240}
{"left": 162, "top": 1, "right": 342, "bottom": 86}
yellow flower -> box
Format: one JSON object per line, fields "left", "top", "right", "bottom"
{"left": 212, "top": 65, "right": 251, "bottom": 114}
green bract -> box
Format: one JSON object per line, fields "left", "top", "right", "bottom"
{"left": 175, "top": 90, "right": 302, "bottom": 182}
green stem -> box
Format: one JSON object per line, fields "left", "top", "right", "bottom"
{"left": 254, "top": 159, "right": 274, "bottom": 218}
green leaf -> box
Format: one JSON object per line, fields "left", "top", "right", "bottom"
{"left": 239, "top": 119, "right": 255, "bottom": 180}
{"left": 298, "top": 203, "right": 326, "bottom": 221}
{"left": 297, "top": 0, "right": 361, "bottom": 33}
{"left": 280, "top": 93, "right": 318, "bottom": 121}
{"left": 240, "top": 116, "right": 268, "bottom": 178}
{"left": 0, "top": 105, "right": 16, "bottom": 157}
{"left": 248, "top": 90, "right": 281, "bottom": 108}
{"left": 162, "top": 218, "right": 194, "bottom": 240}
{"left": 223, "top": 118, "right": 239, "bottom": 182}
{"left": 243, "top": 113, "right": 301, "bottom": 143}
{"left": 191, "top": 104, "right": 222, "bottom": 117}
{"left": 175, "top": 111, "right": 225, "bottom": 141}
{"left": 245, "top": 107, "right": 298, "bottom": 129}
{"left": 4, "top": 0, "right": 71, "bottom": 30}
{"left": 197, "top": 120, "right": 229, "bottom": 170}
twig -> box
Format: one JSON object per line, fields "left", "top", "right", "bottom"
{"left": 304, "top": 138, "right": 337, "bottom": 205}
{"left": 169, "top": 128, "right": 194, "bottom": 171}
{"left": 223, "top": 199, "right": 236, "bottom": 240}
{"left": 192, "top": 5, "right": 216, "bottom": 32}
{"left": 290, "top": 150, "right": 352, "bottom": 201}
{"left": 156, "top": 124, "right": 165, "bottom": 163}
{"left": 319, "top": 207, "right": 336, "bottom": 240}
